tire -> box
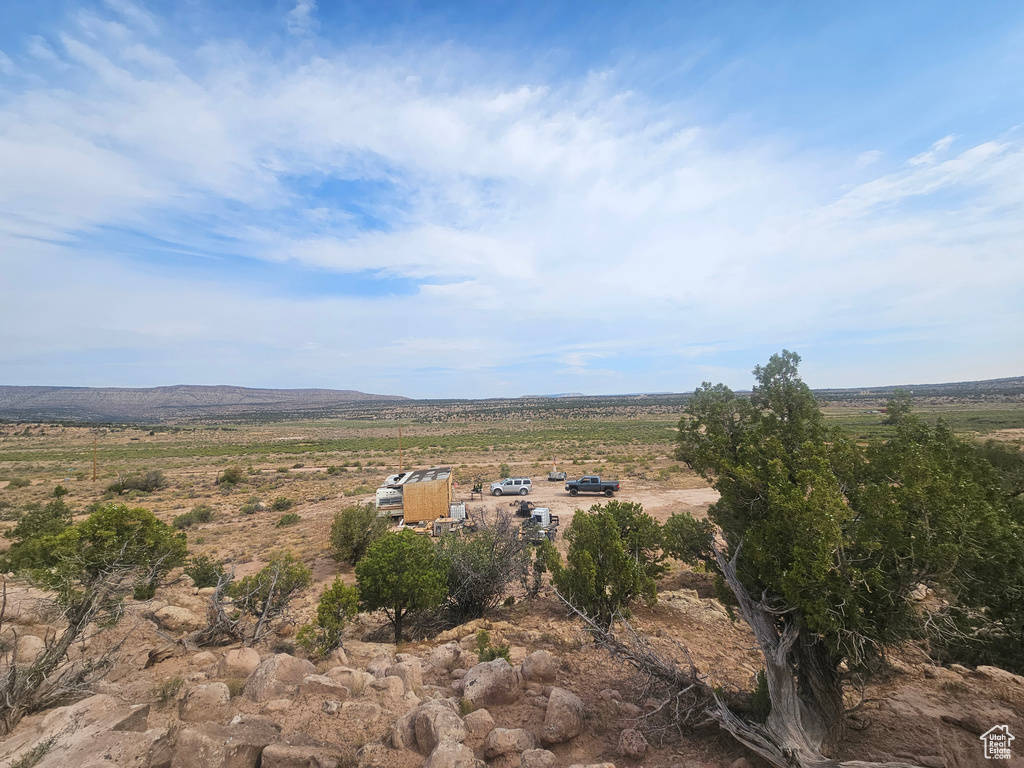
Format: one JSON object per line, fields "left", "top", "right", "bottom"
{"left": 493, "top": 489, "right": 502, "bottom": 496}
{"left": 604, "top": 488, "right": 614, "bottom": 497}
{"left": 519, "top": 488, "right": 528, "bottom": 496}
{"left": 569, "top": 489, "right": 578, "bottom": 497}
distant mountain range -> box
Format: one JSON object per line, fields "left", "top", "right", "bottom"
{"left": 0, "top": 385, "right": 408, "bottom": 422}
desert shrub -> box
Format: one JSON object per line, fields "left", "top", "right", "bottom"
{"left": 550, "top": 503, "right": 659, "bottom": 628}
{"left": 106, "top": 470, "right": 166, "bottom": 495}
{"left": 329, "top": 503, "right": 388, "bottom": 565}
{"left": 326, "top": 465, "right": 343, "bottom": 475}
{"left": 240, "top": 497, "right": 264, "bottom": 515}
{"left": 10, "top": 737, "right": 56, "bottom": 768}
{"left": 475, "top": 629, "right": 511, "bottom": 663}
{"left": 225, "top": 677, "right": 246, "bottom": 697}
{"left": 277, "top": 467, "right": 289, "bottom": 474}
{"left": 152, "top": 676, "right": 183, "bottom": 704}
{"left": 498, "top": 462, "right": 511, "bottom": 477}
{"left": 52, "top": 485, "right": 68, "bottom": 498}
{"left": 216, "top": 466, "right": 246, "bottom": 486}
{"left": 228, "top": 553, "right": 311, "bottom": 643}
{"left": 276, "top": 513, "right": 301, "bottom": 527}
{"left": 6, "top": 478, "right": 31, "bottom": 489}
{"left": 292, "top": 463, "right": 304, "bottom": 469}
{"left": 663, "top": 512, "right": 716, "bottom": 567}
{"left": 133, "top": 582, "right": 157, "bottom": 600}
{"left": 271, "top": 496, "right": 294, "bottom": 511}
{"left": 191, "top": 504, "right": 213, "bottom": 523}
{"left": 0, "top": 500, "right": 74, "bottom": 573}
{"left": 437, "top": 513, "right": 527, "bottom": 622}
{"left": 172, "top": 512, "right": 195, "bottom": 529}
{"left": 355, "top": 531, "right": 447, "bottom": 644}
{"left": 185, "top": 555, "right": 226, "bottom": 588}
{"left": 296, "top": 577, "right": 359, "bottom": 658}
{"left": 522, "top": 538, "right": 558, "bottom": 598}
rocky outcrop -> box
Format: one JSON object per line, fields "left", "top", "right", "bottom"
{"left": 483, "top": 728, "right": 537, "bottom": 758}
{"left": 170, "top": 719, "right": 281, "bottom": 768}
{"left": 243, "top": 654, "right": 316, "bottom": 702}
{"left": 423, "top": 741, "right": 484, "bottom": 768}
{"left": 154, "top": 605, "right": 204, "bottom": 633}
{"left": 541, "top": 687, "right": 585, "bottom": 744}
{"left": 462, "top": 659, "right": 523, "bottom": 708}
{"left": 179, "top": 682, "right": 231, "bottom": 723}
{"left": 521, "top": 651, "right": 557, "bottom": 683}
{"left": 413, "top": 699, "right": 468, "bottom": 754}
{"left": 220, "top": 648, "right": 262, "bottom": 679}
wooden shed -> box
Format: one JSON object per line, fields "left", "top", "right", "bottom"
{"left": 399, "top": 467, "right": 454, "bottom": 524}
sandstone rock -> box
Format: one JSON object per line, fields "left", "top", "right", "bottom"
{"left": 427, "top": 642, "right": 463, "bottom": 673}
{"left": 343, "top": 641, "right": 395, "bottom": 668}
{"left": 484, "top": 728, "right": 536, "bottom": 759}
{"left": 190, "top": 651, "right": 217, "bottom": 669}
{"left": 423, "top": 741, "right": 483, "bottom": 768}
{"left": 462, "top": 659, "right": 523, "bottom": 708}
{"left": 220, "top": 648, "right": 262, "bottom": 679}
{"left": 244, "top": 654, "right": 316, "bottom": 702}
{"left": 521, "top": 749, "right": 558, "bottom": 768}
{"left": 451, "top": 668, "right": 467, "bottom": 679}
{"left": 326, "top": 647, "right": 349, "bottom": 667}
{"left": 917, "top": 757, "right": 946, "bottom": 768}
{"left": 111, "top": 704, "right": 151, "bottom": 732}
{"left": 322, "top": 700, "right": 344, "bottom": 714}
{"left": 170, "top": 720, "right": 279, "bottom": 768}
{"left": 179, "top": 682, "right": 231, "bottom": 723}
{"left": 541, "top": 687, "right": 585, "bottom": 744}
{"left": 154, "top": 606, "right": 204, "bottom": 633}
{"left": 13, "top": 634, "right": 45, "bottom": 664}
{"left": 366, "top": 655, "right": 393, "bottom": 678}
{"left": 261, "top": 743, "right": 344, "bottom": 768}
{"left": 617, "top": 728, "right": 648, "bottom": 759}
{"left": 264, "top": 699, "right": 293, "bottom": 713}
{"left": 342, "top": 700, "right": 382, "bottom": 726}
{"left": 599, "top": 689, "right": 621, "bottom": 702}
{"left": 415, "top": 700, "right": 467, "bottom": 754}
{"left": 617, "top": 702, "right": 642, "bottom": 718}
{"left": 301, "top": 674, "right": 350, "bottom": 699}
{"left": 391, "top": 710, "right": 418, "bottom": 750}
{"left": 567, "top": 764, "right": 616, "bottom": 768}
{"left": 462, "top": 708, "right": 495, "bottom": 738}
{"left": 976, "top": 665, "right": 1024, "bottom": 686}
{"left": 370, "top": 675, "right": 405, "bottom": 702}
{"left": 326, "top": 666, "right": 374, "bottom": 694}
{"left": 521, "top": 651, "right": 557, "bottom": 683}
{"left": 387, "top": 660, "right": 423, "bottom": 691}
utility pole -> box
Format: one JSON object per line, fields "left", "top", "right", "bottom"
{"left": 398, "top": 425, "right": 403, "bottom": 472}
{"left": 92, "top": 432, "right": 98, "bottom": 482}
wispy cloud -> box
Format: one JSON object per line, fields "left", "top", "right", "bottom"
{"left": 0, "top": 4, "right": 1022, "bottom": 396}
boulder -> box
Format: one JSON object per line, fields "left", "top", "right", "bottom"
{"left": 484, "top": 728, "right": 537, "bottom": 758}
{"left": 521, "top": 749, "right": 558, "bottom": 768}
{"left": 366, "top": 655, "right": 393, "bottom": 678}
{"left": 414, "top": 700, "right": 468, "bottom": 754}
{"left": 521, "top": 651, "right": 557, "bottom": 683}
{"left": 326, "top": 666, "right": 374, "bottom": 695}
{"left": 391, "top": 710, "right": 418, "bottom": 750}
{"left": 387, "top": 660, "right": 423, "bottom": 691}
{"left": 14, "top": 634, "right": 46, "bottom": 664}
{"left": 154, "top": 606, "right": 204, "bottom": 633}
{"left": 462, "top": 708, "right": 495, "bottom": 738}
{"left": 179, "top": 682, "right": 231, "bottom": 723}
{"left": 261, "top": 743, "right": 344, "bottom": 768}
{"left": 976, "top": 666, "right": 1024, "bottom": 687}
{"left": 541, "top": 688, "right": 585, "bottom": 745}
{"left": 301, "top": 675, "right": 350, "bottom": 699}
{"left": 190, "top": 651, "right": 218, "bottom": 669}
{"left": 423, "top": 741, "right": 483, "bottom": 768}
{"left": 426, "top": 642, "right": 463, "bottom": 673}
{"left": 342, "top": 641, "right": 395, "bottom": 668}
{"left": 617, "top": 728, "right": 648, "bottom": 759}
{"left": 326, "top": 647, "right": 349, "bottom": 667}
{"left": 462, "top": 659, "right": 523, "bottom": 708}
{"left": 371, "top": 675, "right": 405, "bottom": 701}
{"left": 243, "top": 654, "right": 316, "bottom": 702}
{"left": 264, "top": 699, "right": 293, "bottom": 713}
{"left": 220, "top": 648, "right": 262, "bottom": 679}
{"left": 341, "top": 700, "right": 382, "bottom": 726}
{"left": 171, "top": 720, "right": 279, "bottom": 768}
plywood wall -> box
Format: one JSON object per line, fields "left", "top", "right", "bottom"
{"left": 402, "top": 474, "right": 453, "bottom": 523}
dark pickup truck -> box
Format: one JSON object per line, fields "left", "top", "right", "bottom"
{"left": 565, "top": 476, "right": 620, "bottom": 497}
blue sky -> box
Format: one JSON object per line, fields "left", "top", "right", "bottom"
{"left": 1, "top": 1, "right": 1023, "bottom": 398}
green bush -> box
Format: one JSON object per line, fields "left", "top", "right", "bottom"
{"left": 296, "top": 577, "right": 359, "bottom": 658}
{"left": 498, "top": 462, "right": 511, "bottom": 477}
{"left": 172, "top": 512, "right": 196, "bottom": 529}
{"left": 475, "top": 629, "right": 511, "bottom": 663}
{"left": 191, "top": 504, "right": 213, "bottom": 523}
{"left": 6, "top": 478, "right": 31, "bottom": 489}
{"left": 277, "top": 467, "right": 289, "bottom": 474}
{"left": 271, "top": 497, "right": 294, "bottom": 512}
{"left": 228, "top": 553, "right": 312, "bottom": 642}
{"left": 276, "top": 513, "right": 301, "bottom": 527}
{"left": 330, "top": 503, "right": 388, "bottom": 565}
{"left": 326, "top": 465, "right": 344, "bottom": 475}
{"left": 106, "top": 470, "right": 166, "bottom": 495}
{"left": 0, "top": 500, "right": 74, "bottom": 573}
{"left": 185, "top": 555, "right": 226, "bottom": 588}
{"left": 216, "top": 466, "right": 245, "bottom": 486}
{"left": 355, "top": 531, "right": 447, "bottom": 644}
{"left": 240, "top": 497, "right": 264, "bottom": 515}
{"left": 52, "top": 485, "right": 69, "bottom": 498}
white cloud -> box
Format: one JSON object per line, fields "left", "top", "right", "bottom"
{"left": 0, "top": 8, "right": 1022, "bottom": 395}
{"left": 286, "top": 1, "right": 319, "bottom": 36}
